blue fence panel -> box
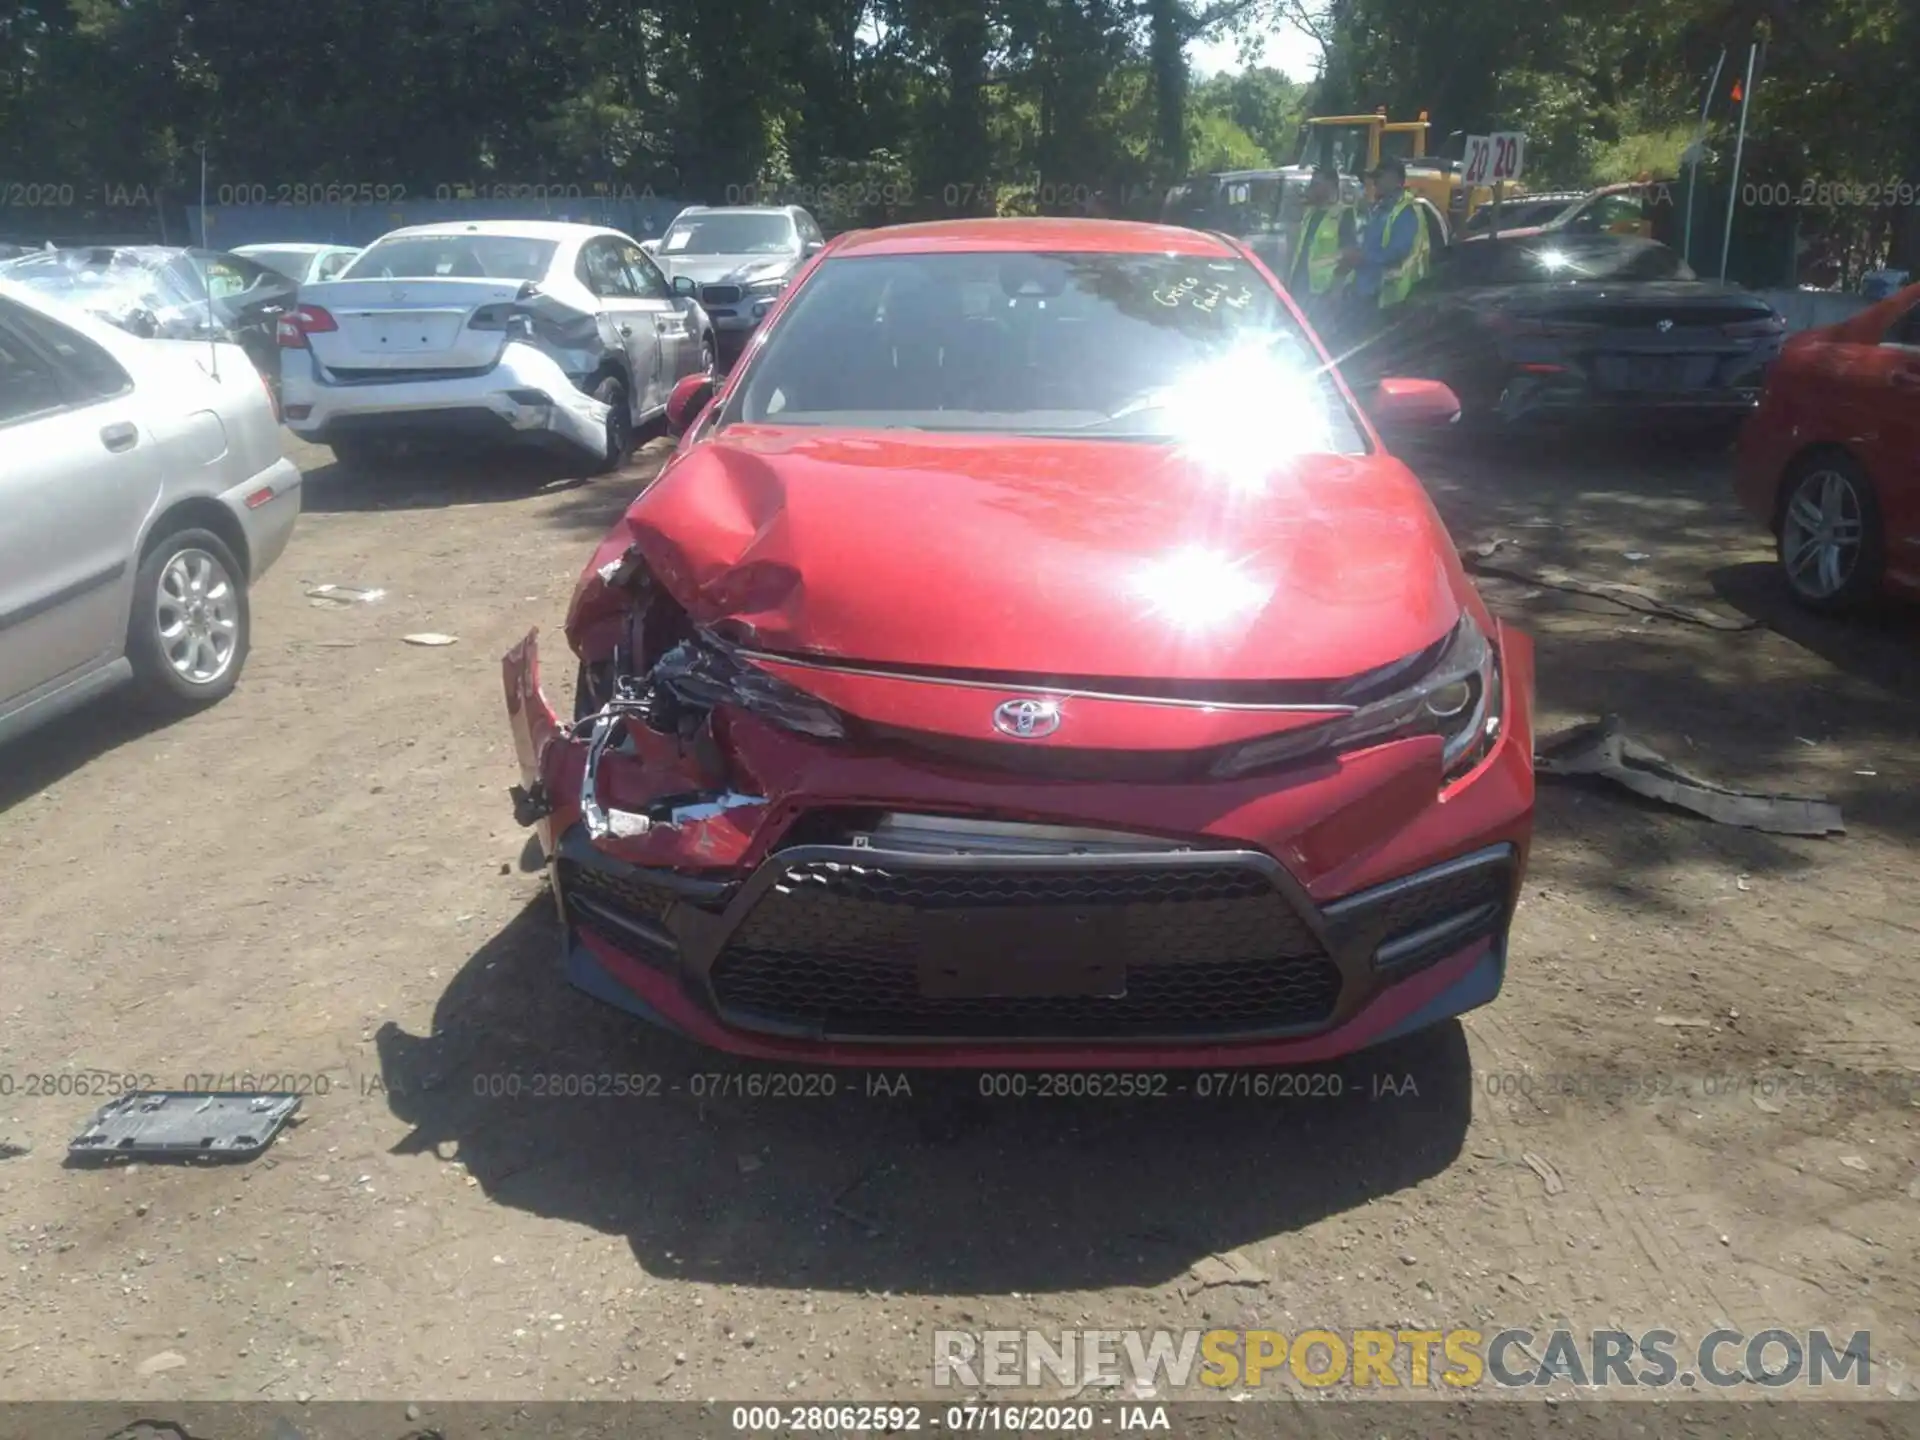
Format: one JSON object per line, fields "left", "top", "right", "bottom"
{"left": 192, "top": 194, "right": 688, "bottom": 249}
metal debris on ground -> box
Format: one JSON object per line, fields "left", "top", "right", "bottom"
{"left": 402, "top": 633, "right": 460, "bottom": 647}
{"left": 1461, "top": 552, "right": 1757, "bottom": 630}
{"left": 306, "top": 583, "right": 386, "bottom": 606}
{"left": 1535, "top": 717, "right": 1845, "bottom": 836}
{"left": 1656, "top": 1016, "right": 1713, "bottom": 1029}
{"left": 1521, "top": 1152, "right": 1565, "bottom": 1195}
{"left": 1189, "top": 1250, "right": 1268, "bottom": 1288}
{"left": 69, "top": 1091, "right": 301, "bottom": 1163}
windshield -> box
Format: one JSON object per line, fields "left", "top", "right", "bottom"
{"left": 1463, "top": 199, "right": 1571, "bottom": 235}
{"left": 239, "top": 248, "right": 318, "bottom": 280}
{"left": 343, "top": 235, "right": 557, "bottom": 281}
{"left": 1379, "top": 131, "right": 1421, "bottom": 164}
{"left": 1212, "top": 177, "right": 1286, "bottom": 237}
{"left": 1295, "top": 122, "right": 1373, "bottom": 177}
{"left": 724, "top": 250, "right": 1365, "bottom": 453}
{"left": 1434, "top": 236, "right": 1695, "bottom": 288}
{"left": 0, "top": 249, "right": 223, "bottom": 338}
{"left": 661, "top": 212, "right": 797, "bottom": 256}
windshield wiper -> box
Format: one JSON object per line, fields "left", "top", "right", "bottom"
{"left": 1064, "top": 395, "right": 1175, "bottom": 431}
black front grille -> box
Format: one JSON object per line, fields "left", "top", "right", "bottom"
{"left": 559, "top": 859, "right": 680, "bottom": 924}
{"left": 710, "top": 857, "right": 1342, "bottom": 1039}
{"left": 701, "top": 284, "right": 743, "bottom": 305}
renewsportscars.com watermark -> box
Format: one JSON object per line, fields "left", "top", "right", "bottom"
{"left": 933, "top": 1328, "right": 1873, "bottom": 1392}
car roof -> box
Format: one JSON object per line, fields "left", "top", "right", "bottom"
{"left": 235, "top": 242, "right": 350, "bottom": 254}
{"left": 830, "top": 218, "right": 1239, "bottom": 258}
{"left": 371, "top": 220, "right": 615, "bottom": 242}
{"left": 673, "top": 206, "right": 801, "bottom": 217}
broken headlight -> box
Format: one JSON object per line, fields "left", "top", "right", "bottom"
{"left": 651, "top": 634, "right": 846, "bottom": 740}
{"left": 1208, "top": 614, "right": 1502, "bottom": 782}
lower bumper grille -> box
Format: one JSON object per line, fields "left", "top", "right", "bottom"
{"left": 559, "top": 859, "right": 680, "bottom": 924}
{"left": 710, "top": 855, "right": 1342, "bottom": 1040}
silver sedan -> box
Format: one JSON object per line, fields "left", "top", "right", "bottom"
{"left": 0, "top": 278, "right": 302, "bottom": 746}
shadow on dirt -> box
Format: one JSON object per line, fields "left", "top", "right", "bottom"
{"left": 298, "top": 447, "right": 598, "bottom": 515}
{"left": 1710, "top": 561, "right": 1920, "bottom": 703}
{"left": 0, "top": 702, "right": 179, "bottom": 815}
{"left": 374, "top": 898, "right": 1473, "bottom": 1296}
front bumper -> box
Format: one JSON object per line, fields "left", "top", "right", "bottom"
{"left": 501, "top": 626, "right": 1535, "bottom": 1067}
{"left": 280, "top": 341, "right": 609, "bottom": 459}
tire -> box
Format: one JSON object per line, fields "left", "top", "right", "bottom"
{"left": 1775, "top": 452, "right": 1884, "bottom": 614}
{"left": 590, "top": 372, "right": 633, "bottom": 475}
{"left": 126, "top": 527, "right": 251, "bottom": 712}
{"left": 700, "top": 333, "right": 717, "bottom": 377}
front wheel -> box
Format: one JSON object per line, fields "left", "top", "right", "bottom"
{"left": 127, "top": 528, "right": 251, "bottom": 712}
{"left": 700, "top": 334, "right": 717, "bottom": 377}
{"left": 590, "top": 373, "right": 633, "bottom": 474}
{"left": 1776, "top": 454, "right": 1883, "bottom": 613}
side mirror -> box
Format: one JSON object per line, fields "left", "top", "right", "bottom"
{"left": 671, "top": 274, "right": 698, "bottom": 298}
{"left": 804, "top": 239, "right": 824, "bottom": 256}
{"left": 1370, "top": 377, "right": 1461, "bottom": 431}
{"left": 665, "top": 371, "right": 715, "bottom": 436}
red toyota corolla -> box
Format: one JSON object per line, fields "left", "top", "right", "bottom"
{"left": 502, "top": 218, "right": 1536, "bottom": 1067}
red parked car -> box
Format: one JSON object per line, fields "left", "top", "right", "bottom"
{"left": 1734, "top": 281, "right": 1920, "bottom": 611}
{"left": 502, "top": 218, "right": 1536, "bottom": 1068}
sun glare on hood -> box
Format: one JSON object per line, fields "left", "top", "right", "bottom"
{"left": 1152, "top": 342, "right": 1338, "bottom": 492}
{"left": 1130, "top": 545, "right": 1270, "bottom": 633}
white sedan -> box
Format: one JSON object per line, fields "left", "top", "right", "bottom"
{"left": 0, "top": 279, "right": 302, "bottom": 746}
{"left": 233, "top": 243, "right": 363, "bottom": 285}
{"left": 276, "top": 220, "right": 716, "bottom": 471}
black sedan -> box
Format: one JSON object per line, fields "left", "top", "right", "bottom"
{"left": 0, "top": 245, "right": 297, "bottom": 395}
{"left": 1360, "top": 233, "right": 1787, "bottom": 432}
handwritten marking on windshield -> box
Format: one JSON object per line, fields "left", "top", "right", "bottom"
{"left": 1152, "top": 277, "right": 1256, "bottom": 311}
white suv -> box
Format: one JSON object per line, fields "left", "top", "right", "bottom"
{"left": 277, "top": 220, "right": 715, "bottom": 470}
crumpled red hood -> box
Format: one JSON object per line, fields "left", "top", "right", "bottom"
{"left": 595, "top": 425, "right": 1470, "bottom": 683}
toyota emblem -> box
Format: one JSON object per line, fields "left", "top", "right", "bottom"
{"left": 1657, "top": 318, "right": 1674, "bottom": 332}
{"left": 993, "top": 699, "right": 1062, "bottom": 739}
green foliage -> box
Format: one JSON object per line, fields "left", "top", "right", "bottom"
{"left": 1588, "top": 126, "right": 1698, "bottom": 184}
{"left": 0, "top": 0, "right": 1911, "bottom": 268}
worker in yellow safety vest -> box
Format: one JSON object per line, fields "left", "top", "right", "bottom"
{"left": 1285, "top": 167, "right": 1357, "bottom": 321}
{"left": 1342, "top": 157, "right": 1431, "bottom": 317}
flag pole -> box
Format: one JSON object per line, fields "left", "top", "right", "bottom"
{"left": 1720, "top": 41, "right": 1758, "bottom": 282}
{"left": 1683, "top": 46, "right": 1727, "bottom": 268}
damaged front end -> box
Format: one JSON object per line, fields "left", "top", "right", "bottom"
{"left": 501, "top": 542, "right": 840, "bottom": 871}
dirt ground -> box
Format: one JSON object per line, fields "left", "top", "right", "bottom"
{"left": 0, "top": 426, "right": 1916, "bottom": 1407}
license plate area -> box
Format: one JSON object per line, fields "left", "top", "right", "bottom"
{"left": 915, "top": 906, "right": 1126, "bottom": 998}
{"left": 1595, "top": 355, "right": 1713, "bottom": 391}
{"left": 353, "top": 311, "right": 460, "bottom": 352}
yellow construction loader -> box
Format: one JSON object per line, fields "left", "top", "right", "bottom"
{"left": 1290, "top": 110, "right": 1523, "bottom": 235}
